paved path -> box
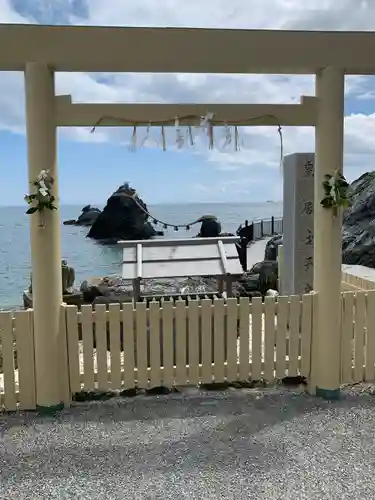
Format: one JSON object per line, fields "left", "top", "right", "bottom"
{"left": 246, "top": 238, "right": 270, "bottom": 271}
{"left": 2, "top": 387, "right": 375, "bottom": 499}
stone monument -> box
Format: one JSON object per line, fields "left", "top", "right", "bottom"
{"left": 281, "top": 153, "right": 315, "bottom": 295}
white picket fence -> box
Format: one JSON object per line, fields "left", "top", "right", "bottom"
{"left": 65, "top": 295, "right": 313, "bottom": 393}
{"left": 3, "top": 291, "right": 375, "bottom": 411}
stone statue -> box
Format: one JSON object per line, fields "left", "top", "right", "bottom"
{"left": 29, "top": 259, "right": 76, "bottom": 295}
{"left": 61, "top": 259, "right": 75, "bottom": 294}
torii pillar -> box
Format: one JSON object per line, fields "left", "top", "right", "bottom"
{"left": 24, "top": 63, "right": 66, "bottom": 411}
{"left": 312, "top": 67, "right": 344, "bottom": 399}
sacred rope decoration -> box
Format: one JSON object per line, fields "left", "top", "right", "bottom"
{"left": 321, "top": 170, "right": 350, "bottom": 215}
{"left": 121, "top": 190, "right": 217, "bottom": 231}
{"left": 24, "top": 169, "right": 57, "bottom": 227}
{"left": 90, "top": 112, "right": 284, "bottom": 171}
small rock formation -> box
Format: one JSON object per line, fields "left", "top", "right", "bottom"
{"left": 264, "top": 234, "right": 283, "bottom": 261}
{"left": 197, "top": 215, "right": 222, "bottom": 237}
{"left": 234, "top": 260, "right": 279, "bottom": 298}
{"left": 87, "top": 183, "right": 159, "bottom": 242}
{"left": 342, "top": 171, "right": 375, "bottom": 267}
{"left": 63, "top": 205, "right": 101, "bottom": 226}
{"left": 61, "top": 259, "right": 76, "bottom": 293}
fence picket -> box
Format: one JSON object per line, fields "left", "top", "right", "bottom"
{"left": 109, "top": 304, "right": 122, "bottom": 390}
{"left": 187, "top": 298, "right": 200, "bottom": 385}
{"left": 250, "top": 297, "right": 262, "bottom": 381}
{"left": 149, "top": 301, "right": 161, "bottom": 387}
{"left": 213, "top": 298, "right": 225, "bottom": 383}
{"left": 365, "top": 291, "right": 375, "bottom": 381}
{"left": 264, "top": 297, "right": 276, "bottom": 381}
{"left": 162, "top": 300, "right": 174, "bottom": 387}
{"left": 201, "top": 299, "right": 213, "bottom": 384}
{"left": 14, "top": 310, "right": 35, "bottom": 410}
{"left": 239, "top": 298, "right": 250, "bottom": 381}
{"left": 175, "top": 300, "right": 187, "bottom": 386}
{"left": 122, "top": 303, "right": 135, "bottom": 389}
{"left": 95, "top": 304, "right": 109, "bottom": 391}
{"left": 354, "top": 292, "right": 366, "bottom": 382}
{"left": 81, "top": 305, "right": 95, "bottom": 391}
{"left": 288, "top": 295, "right": 300, "bottom": 376}
{"left": 300, "top": 293, "right": 313, "bottom": 379}
{"left": 66, "top": 305, "right": 80, "bottom": 393}
{"left": 275, "top": 296, "right": 288, "bottom": 379}
{"left": 135, "top": 302, "right": 148, "bottom": 388}
{"left": 226, "top": 298, "right": 238, "bottom": 382}
{"left": 341, "top": 292, "right": 354, "bottom": 384}
{"left": 0, "top": 312, "right": 17, "bottom": 410}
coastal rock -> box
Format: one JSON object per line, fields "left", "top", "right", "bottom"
{"left": 197, "top": 216, "right": 222, "bottom": 237}
{"left": 264, "top": 234, "right": 283, "bottom": 261}
{"left": 234, "top": 260, "right": 278, "bottom": 298}
{"left": 87, "top": 183, "right": 159, "bottom": 242}
{"left": 63, "top": 205, "right": 101, "bottom": 226}
{"left": 342, "top": 172, "right": 375, "bottom": 267}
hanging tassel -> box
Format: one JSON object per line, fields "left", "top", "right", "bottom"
{"left": 152, "top": 218, "right": 158, "bottom": 225}
{"left": 222, "top": 123, "right": 232, "bottom": 149}
{"left": 161, "top": 126, "right": 166, "bottom": 151}
{"left": 186, "top": 225, "right": 190, "bottom": 231}
{"left": 163, "top": 223, "right": 168, "bottom": 229}
{"left": 129, "top": 125, "right": 137, "bottom": 152}
{"left": 188, "top": 126, "right": 194, "bottom": 147}
{"left": 174, "top": 226, "right": 179, "bottom": 231}
{"left": 208, "top": 121, "right": 214, "bottom": 150}
{"left": 234, "top": 126, "right": 240, "bottom": 152}
{"left": 140, "top": 121, "right": 151, "bottom": 149}
{"left": 175, "top": 117, "right": 184, "bottom": 149}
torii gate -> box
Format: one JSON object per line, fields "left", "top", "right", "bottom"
{"left": 2, "top": 24, "right": 370, "bottom": 410}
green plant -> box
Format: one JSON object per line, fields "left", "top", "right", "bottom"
{"left": 321, "top": 170, "right": 350, "bottom": 214}
{"left": 24, "top": 170, "right": 57, "bottom": 215}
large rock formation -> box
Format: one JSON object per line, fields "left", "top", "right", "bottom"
{"left": 63, "top": 205, "right": 101, "bottom": 226}
{"left": 87, "top": 183, "right": 160, "bottom": 242}
{"left": 342, "top": 172, "right": 375, "bottom": 267}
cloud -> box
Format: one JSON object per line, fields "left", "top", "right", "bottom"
{"left": 2, "top": 0, "right": 375, "bottom": 199}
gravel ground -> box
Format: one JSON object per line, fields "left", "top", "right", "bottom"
{"left": 1, "top": 386, "right": 375, "bottom": 499}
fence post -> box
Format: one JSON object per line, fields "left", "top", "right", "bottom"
{"left": 260, "top": 220, "right": 264, "bottom": 237}
{"left": 308, "top": 292, "right": 319, "bottom": 396}
{"left": 58, "top": 304, "right": 71, "bottom": 407}
{"left": 271, "top": 216, "right": 274, "bottom": 235}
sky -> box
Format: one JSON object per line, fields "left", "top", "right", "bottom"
{"left": 1, "top": 0, "right": 375, "bottom": 205}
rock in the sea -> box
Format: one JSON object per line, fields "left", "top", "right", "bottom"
{"left": 87, "top": 183, "right": 159, "bottom": 242}
{"left": 342, "top": 172, "right": 375, "bottom": 267}
{"left": 197, "top": 215, "right": 222, "bottom": 237}
{"left": 63, "top": 205, "right": 101, "bottom": 226}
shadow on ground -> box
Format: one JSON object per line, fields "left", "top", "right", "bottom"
{"left": 1, "top": 388, "right": 375, "bottom": 499}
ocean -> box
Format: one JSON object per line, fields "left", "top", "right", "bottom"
{"left": 0, "top": 202, "right": 282, "bottom": 308}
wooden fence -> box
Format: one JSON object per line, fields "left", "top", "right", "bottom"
{"left": 341, "top": 290, "right": 375, "bottom": 384}
{"left": 65, "top": 295, "right": 313, "bottom": 394}
{"left": 4, "top": 290, "right": 375, "bottom": 411}
{"left": 0, "top": 309, "right": 35, "bottom": 411}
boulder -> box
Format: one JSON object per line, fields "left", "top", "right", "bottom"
{"left": 63, "top": 205, "right": 101, "bottom": 226}
{"left": 197, "top": 215, "right": 222, "bottom": 237}
{"left": 264, "top": 234, "right": 283, "bottom": 261}
{"left": 342, "top": 172, "right": 375, "bottom": 267}
{"left": 87, "top": 183, "right": 159, "bottom": 242}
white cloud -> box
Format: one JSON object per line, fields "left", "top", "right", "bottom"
{"left": 2, "top": 0, "right": 375, "bottom": 199}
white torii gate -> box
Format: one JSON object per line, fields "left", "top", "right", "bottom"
{"left": 2, "top": 24, "right": 366, "bottom": 409}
